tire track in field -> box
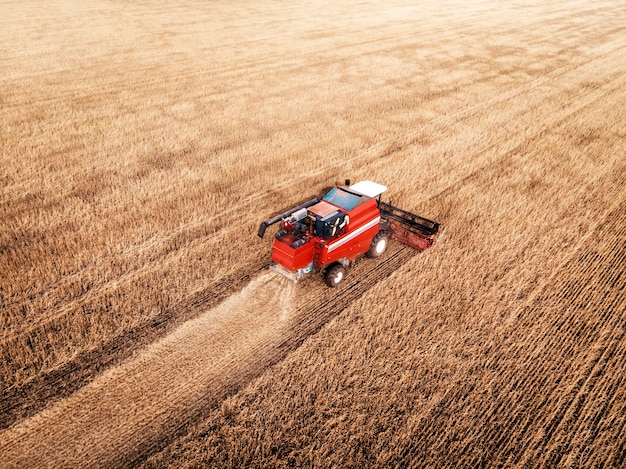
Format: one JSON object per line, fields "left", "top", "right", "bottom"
{"left": 0, "top": 240, "right": 431, "bottom": 468}
{"left": 520, "top": 208, "right": 626, "bottom": 468}
{"left": 509, "top": 212, "right": 626, "bottom": 467}
{"left": 0, "top": 271, "right": 293, "bottom": 468}
{"left": 412, "top": 195, "right": 625, "bottom": 467}
{"left": 0, "top": 264, "right": 268, "bottom": 429}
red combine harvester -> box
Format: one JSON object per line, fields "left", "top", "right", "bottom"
{"left": 258, "top": 180, "right": 442, "bottom": 286}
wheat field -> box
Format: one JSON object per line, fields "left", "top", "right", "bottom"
{"left": 1, "top": 0, "right": 625, "bottom": 467}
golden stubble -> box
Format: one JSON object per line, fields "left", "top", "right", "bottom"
{"left": 1, "top": 0, "right": 625, "bottom": 467}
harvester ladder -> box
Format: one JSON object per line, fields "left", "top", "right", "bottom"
{"left": 313, "top": 241, "right": 323, "bottom": 269}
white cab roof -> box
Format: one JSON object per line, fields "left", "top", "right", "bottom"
{"left": 349, "top": 180, "right": 388, "bottom": 198}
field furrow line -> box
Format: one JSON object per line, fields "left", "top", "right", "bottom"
{"left": 477, "top": 202, "right": 626, "bottom": 465}
{"left": 463, "top": 257, "right": 622, "bottom": 466}
{"left": 0, "top": 1, "right": 514, "bottom": 93}
{"left": 421, "top": 68, "right": 624, "bottom": 207}
{"left": 394, "top": 191, "right": 625, "bottom": 466}
{"left": 538, "top": 331, "right": 623, "bottom": 467}
{"left": 560, "top": 351, "right": 626, "bottom": 466}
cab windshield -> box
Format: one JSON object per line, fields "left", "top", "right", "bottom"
{"left": 322, "top": 188, "right": 366, "bottom": 211}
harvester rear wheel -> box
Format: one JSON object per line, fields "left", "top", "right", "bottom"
{"left": 366, "top": 231, "right": 388, "bottom": 258}
{"left": 325, "top": 264, "right": 345, "bottom": 288}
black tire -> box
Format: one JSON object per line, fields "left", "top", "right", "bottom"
{"left": 325, "top": 264, "right": 345, "bottom": 288}
{"left": 366, "top": 231, "right": 388, "bottom": 258}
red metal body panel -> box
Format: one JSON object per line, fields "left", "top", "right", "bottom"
{"left": 271, "top": 197, "right": 381, "bottom": 272}
{"left": 316, "top": 198, "right": 380, "bottom": 266}
{"left": 271, "top": 235, "right": 315, "bottom": 270}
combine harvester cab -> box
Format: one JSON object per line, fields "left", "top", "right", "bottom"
{"left": 258, "top": 180, "right": 442, "bottom": 286}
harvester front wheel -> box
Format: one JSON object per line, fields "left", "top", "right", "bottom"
{"left": 325, "top": 264, "right": 345, "bottom": 288}
{"left": 367, "top": 231, "right": 388, "bottom": 258}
